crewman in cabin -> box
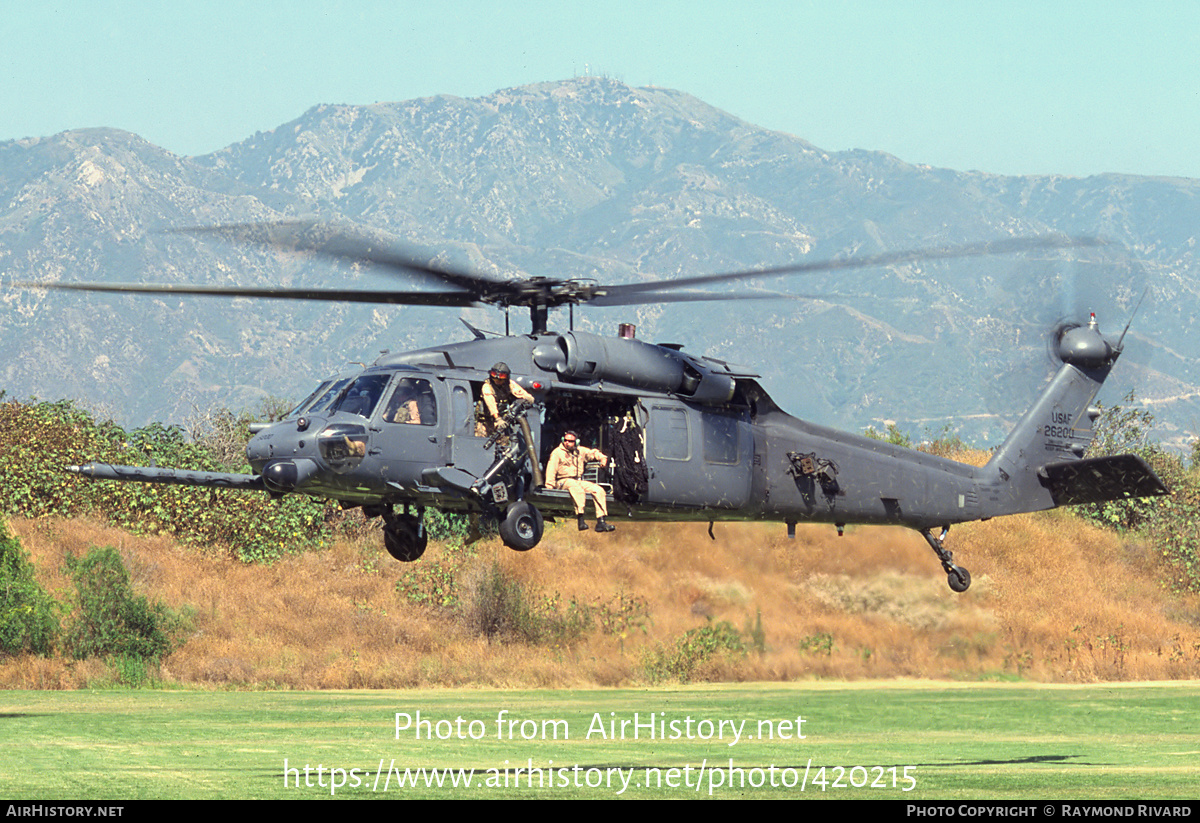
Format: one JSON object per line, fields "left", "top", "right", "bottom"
{"left": 477, "top": 361, "right": 534, "bottom": 438}
{"left": 544, "top": 431, "right": 615, "bottom": 532}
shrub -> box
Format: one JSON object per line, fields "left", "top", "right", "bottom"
{"left": 643, "top": 619, "right": 746, "bottom": 683}
{"left": 799, "top": 632, "right": 835, "bottom": 657}
{"left": 1080, "top": 394, "right": 1186, "bottom": 532}
{"left": 918, "top": 425, "right": 968, "bottom": 458}
{"left": 460, "top": 562, "right": 594, "bottom": 645}
{"left": 0, "top": 522, "right": 59, "bottom": 656}
{"left": 864, "top": 423, "right": 912, "bottom": 448}
{"left": 462, "top": 562, "right": 529, "bottom": 642}
{"left": 0, "top": 398, "right": 333, "bottom": 562}
{"left": 1080, "top": 392, "right": 1200, "bottom": 592}
{"left": 62, "top": 546, "right": 188, "bottom": 662}
{"left": 396, "top": 540, "right": 477, "bottom": 609}
{"left": 186, "top": 397, "right": 293, "bottom": 471}
{"left": 863, "top": 423, "right": 968, "bottom": 457}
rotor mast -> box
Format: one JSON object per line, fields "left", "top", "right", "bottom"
{"left": 530, "top": 303, "right": 549, "bottom": 336}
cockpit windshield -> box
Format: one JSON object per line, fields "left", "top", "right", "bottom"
{"left": 330, "top": 374, "right": 392, "bottom": 419}
{"left": 303, "top": 378, "right": 353, "bottom": 416}
{"left": 286, "top": 380, "right": 332, "bottom": 418}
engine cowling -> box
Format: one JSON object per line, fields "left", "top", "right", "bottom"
{"left": 533, "top": 331, "right": 736, "bottom": 404}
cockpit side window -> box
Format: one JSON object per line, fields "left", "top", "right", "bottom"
{"left": 331, "top": 374, "right": 391, "bottom": 419}
{"left": 382, "top": 378, "right": 437, "bottom": 426}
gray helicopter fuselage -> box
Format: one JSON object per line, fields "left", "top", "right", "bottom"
{"left": 67, "top": 316, "right": 1168, "bottom": 593}
{"left": 241, "top": 330, "right": 1004, "bottom": 530}
{"left": 50, "top": 229, "right": 1165, "bottom": 591}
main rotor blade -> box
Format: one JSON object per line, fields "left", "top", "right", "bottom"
{"left": 9, "top": 280, "right": 479, "bottom": 307}
{"left": 171, "top": 220, "right": 515, "bottom": 297}
{"left": 588, "top": 289, "right": 835, "bottom": 306}
{"left": 595, "top": 235, "right": 1107, "bottom": 301}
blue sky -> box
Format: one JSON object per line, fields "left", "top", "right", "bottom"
{"left": 4, "top": 1, "right": 1199, "bottom": 178}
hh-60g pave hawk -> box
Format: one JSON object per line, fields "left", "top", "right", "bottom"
{"left": 22, "top": 223, "right": 1169, "bottom": 592}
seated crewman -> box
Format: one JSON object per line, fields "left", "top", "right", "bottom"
{"left": 544, "top": 431, "right": 615, "bottom": 532}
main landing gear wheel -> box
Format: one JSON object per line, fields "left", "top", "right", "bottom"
{"left": 383, "top": 514, "right": 427, "bottom": 562}
{"left": 921, "top": 526, "right": 972, "bottom": 593}
{"left": 499, "top": 501, "right": 543, "bottom": 552}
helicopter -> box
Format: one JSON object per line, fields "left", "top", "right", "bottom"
{"left": 19, "top": 222, "right": 1169, "bottom": 592}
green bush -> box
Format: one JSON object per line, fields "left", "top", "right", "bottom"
{"left": 1080, "top": 395, "right": 1186, "bottom": 532}
{"left": 864, "top": 423, "right": 912, "bottom": 448}
{"left": 0, "top": 523, "right": 59, "bottom": 656}
{"left": 863, "top": 423, "right": 968, "bottom": 457}
{"left": 642, "top": 619, "right": 746, "bottom": 683}
{"left": 799, "top": 632, "right": 835, "bottom": 657}
{"left": 63, "top": 546, "right": 188, "bottom": 662}
{"left": 0, "top": 399, "right": 334, "bottom": 562}
{"left": 461, "top": 562, "right": 594, "bottom": 646}
{"left": 396, "top": 540, "right": 478, "bottom": 609}
{"left": 1080, "top": 393, "right": 1200, "bottom": 592}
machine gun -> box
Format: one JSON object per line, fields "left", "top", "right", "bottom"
{"left": 473, "top": 400, "right": 544, "bottom": 506}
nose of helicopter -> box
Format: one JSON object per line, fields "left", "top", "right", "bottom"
{"left": 245, "top": 425, "right": 286, "bottom": 468}
{"left": 245, "top": 416, "right": 323, "bottom": 475}
{"left": 247, "top": 415, "right": 374, "bottom": 493}
{"left": 261, "top": 458, "right": 320, "bottom": 493}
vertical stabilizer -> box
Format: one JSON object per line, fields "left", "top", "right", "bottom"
{"left": 981, "top": 317, "right": 1119, "bottom": 517}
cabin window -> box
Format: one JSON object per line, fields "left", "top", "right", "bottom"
{"left": 451, "top": 385, "right": 473, "bottom": 434}
{"left": 650, "top": 406, "right": 690, "bottom": 461}
{"left": 702, "top": 412, "right": 740, "bottom": 465}
{"left": 286, "top": 380, "right": 331, "bottom": 418}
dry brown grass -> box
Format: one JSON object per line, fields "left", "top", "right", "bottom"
{"left": 5, "top": 505, "right": 1200, "bottom": 689}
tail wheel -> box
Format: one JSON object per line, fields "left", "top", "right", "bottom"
{"left": 499, "top": 501, "right": 543, "bottom": 552}
{"left": 384, "top": 514, "right": 427, "bottom": 562}
{"left": 947, "top": 567, "right": 971, "bottom": 593}
{"left": 921, "top": 527, "right": 972, "bottom": 593}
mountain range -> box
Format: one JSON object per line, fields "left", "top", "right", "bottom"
{"left": 2, "top": 76, "right": 1198, "bottom": 447}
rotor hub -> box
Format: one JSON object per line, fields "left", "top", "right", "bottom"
{"left": 1056, "top": 316, "right": 1116, "bottom": 368}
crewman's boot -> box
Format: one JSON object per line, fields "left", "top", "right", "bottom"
{"left": 595, "top": 517, "right": 615, "bottom": 533}
{"left": 577, "top": 514, "right": 589, "bottom": 531}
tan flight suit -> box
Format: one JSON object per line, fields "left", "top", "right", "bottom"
{"left": 391, "top": 398, "right": 420, "bottom": 424}
{"left": 544, "top": 442, "right": 609, "bottom": 517}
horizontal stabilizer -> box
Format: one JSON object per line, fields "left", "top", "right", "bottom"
{"left": 68, "top": 463, "right": 265, "bottom": 491}
{"left": 1037, "top": 455, "right": 1169, "bottom": 506}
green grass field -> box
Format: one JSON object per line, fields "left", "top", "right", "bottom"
{"left": 4, "top": 681, "right": 1198, "bottom": 800}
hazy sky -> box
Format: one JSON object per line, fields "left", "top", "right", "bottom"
{"left": 4, "top": 1, "right": 1199, "bottom": 179}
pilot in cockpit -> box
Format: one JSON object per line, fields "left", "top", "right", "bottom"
{"left": 384, "top": 379, "right": 422, "bottom": 424}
